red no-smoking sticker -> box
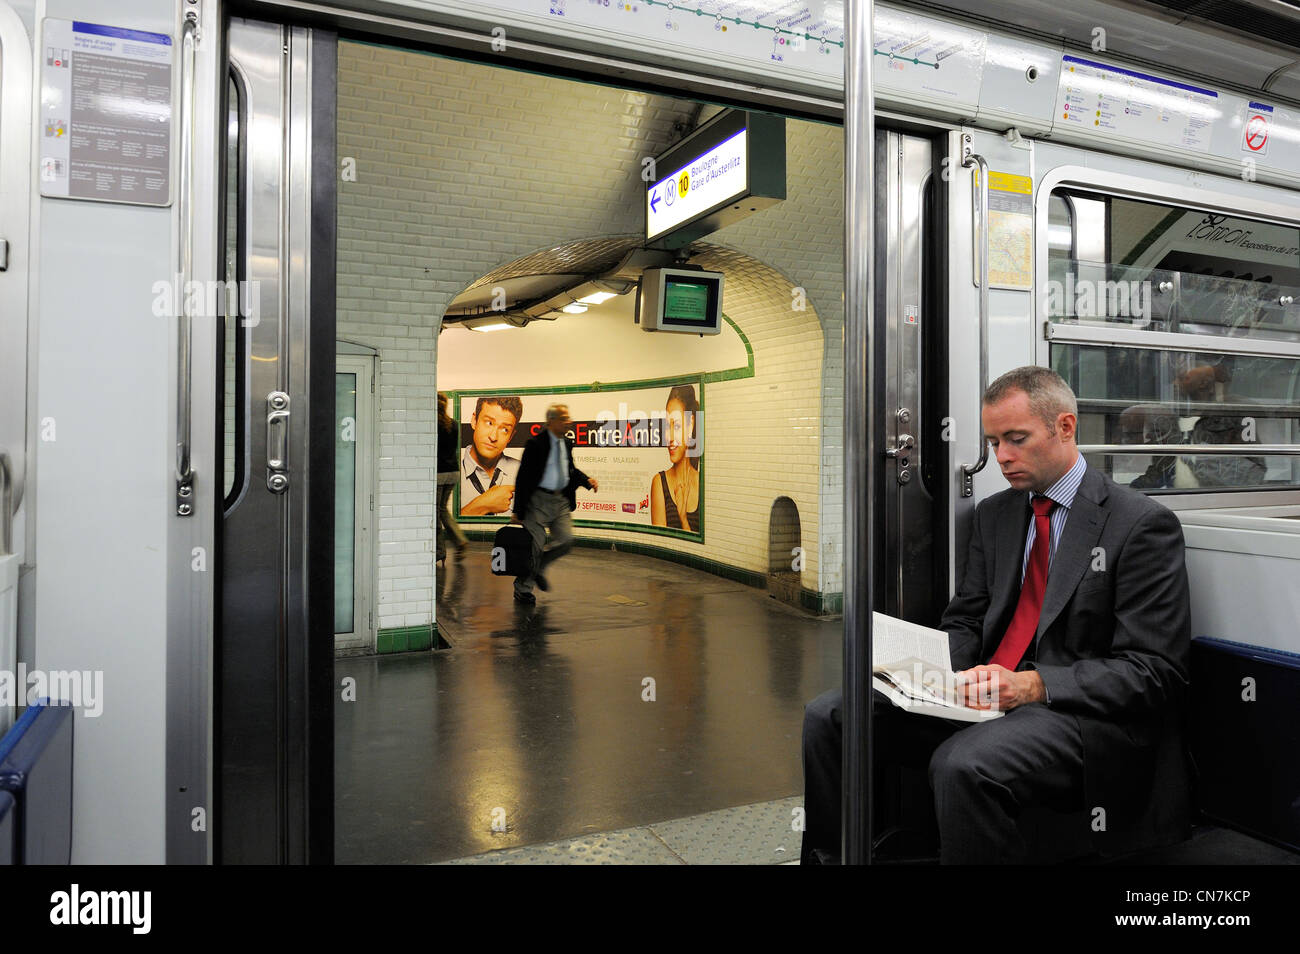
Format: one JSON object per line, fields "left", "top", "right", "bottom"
{"left": 1243, "top": 113, "right": 1269, "bottom": 155}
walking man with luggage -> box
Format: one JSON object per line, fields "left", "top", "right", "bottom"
{"left": 511, "top": 404, "right": 599, "bottom": 604}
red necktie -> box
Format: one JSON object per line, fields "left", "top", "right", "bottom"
{"left": 989, "top": 495, "right": 1056, "bottom": 670}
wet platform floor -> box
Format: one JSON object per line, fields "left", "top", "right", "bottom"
{"left": 335, "top": 542, "right": 841, "bottom": 864}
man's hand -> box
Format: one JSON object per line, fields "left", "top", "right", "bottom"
{"left": 587, "top": 477, "right": 599, "bottom": 492}
{"left": 954, "top": 665, "right": 1046, "bottom": 711}
{"left": 461, "top": 484, "right": 515, "bottom": 516}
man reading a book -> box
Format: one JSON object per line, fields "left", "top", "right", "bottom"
{"left": 801, "top": 366, "right": 1192, "bottom": 864}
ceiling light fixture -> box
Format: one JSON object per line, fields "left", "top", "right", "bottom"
{"left": 561, "top": 303, "right": 588, "bottom": 314}
{"left": 575, "top": 291, "right": 618, "bottom": 305}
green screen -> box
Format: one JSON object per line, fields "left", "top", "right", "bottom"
{"left": 663, "top": 280, "right": 710, "bottom": 322}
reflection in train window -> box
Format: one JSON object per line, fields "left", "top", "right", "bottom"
{"left": 1054, "top": 343, "right": 1300, "bottom": 490}
{"left": 1046, "top": 189, "right": 1300, "bottom": 342}
{"left": 1046, "top": 188, "right": 1300, "bottom": 492}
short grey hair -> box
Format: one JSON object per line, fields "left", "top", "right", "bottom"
{"left": 546, "top": 403, "right": 570, "bottom": 422}
{"left": 982, "top": 366, "right": 1077, "bottom": 432}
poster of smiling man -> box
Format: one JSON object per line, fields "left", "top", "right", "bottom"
{"left": 455, "top": 381, "right": 703, "bottom": 538}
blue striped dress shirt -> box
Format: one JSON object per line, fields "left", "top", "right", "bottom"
{"left": 1020, "top": 454, "right": 1088, "bottom": 584}
{"left": 539, "top": 431, "right": 568, "bottom": 492}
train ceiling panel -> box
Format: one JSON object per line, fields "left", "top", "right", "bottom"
{"left": 920, "top": 0, "right": 1300, "bottom": 95}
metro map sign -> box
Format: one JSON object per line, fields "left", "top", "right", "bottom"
{"left": 645, "top": 110, "right": 786, "bottom": 249}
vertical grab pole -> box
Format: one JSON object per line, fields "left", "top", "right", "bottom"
{"left": 842, "top": 0, "right": 875, "bottom": 866}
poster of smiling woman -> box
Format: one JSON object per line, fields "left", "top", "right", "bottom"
{"left": 455, "top": 381, "right": 703, "bottom": 539}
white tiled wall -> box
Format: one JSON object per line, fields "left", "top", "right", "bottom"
{"left": 336, "top": 41, "right": 845, "bottom": 633}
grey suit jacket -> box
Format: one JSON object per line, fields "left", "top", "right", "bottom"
{"left": 940, "top": 464, "right": 1192, "bottom": 854}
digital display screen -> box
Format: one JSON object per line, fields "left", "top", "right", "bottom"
{"left": 663, "top": 280, "right": 711, "bottom": 322}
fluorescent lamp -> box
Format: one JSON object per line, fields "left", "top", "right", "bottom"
{"left": 468, "top": 320, "right": 513, "bottom": 332}
{"left": 575, "top": 291, "right": 618, "bottom": 305}
{"left": 561, "top": 303, "right": 588, "bottom": 314}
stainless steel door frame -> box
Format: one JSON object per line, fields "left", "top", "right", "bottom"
{"left": 221, "top": 17, "right": 335, "bottom": 864}
{"left": 876, "top": 132, "right": 941, "bottom": 624}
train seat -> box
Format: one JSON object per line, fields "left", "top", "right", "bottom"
{"left": 0, "top": 791, "right": 14, "bottom": 865}
{"left": 1189, "top": 637, "right": 1300, "bottom": 853}
{"left": 0, "top": 700, "right": 74, "bottom": 865}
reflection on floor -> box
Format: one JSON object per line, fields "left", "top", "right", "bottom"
{"left": 335, "top": 543, "right": 841, "bottom": 864}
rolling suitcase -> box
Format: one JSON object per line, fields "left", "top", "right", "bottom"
{"left": 491, "top": 524, "right": 534, "bottom": 577}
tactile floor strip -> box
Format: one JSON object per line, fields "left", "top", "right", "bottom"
{"left": 440, "top": 796, "right": 803, "bottom": 865}
{"left": 440, "top": 826, "right": 683, "bottom": 865}
{"left": 648, "top": 796, "right": 802, "bottom": 865}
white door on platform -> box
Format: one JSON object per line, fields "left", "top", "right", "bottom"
{"left": 335, "top": 353, "right": 376, "bottom": 651}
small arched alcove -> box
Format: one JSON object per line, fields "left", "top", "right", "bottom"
{"left": 768, "top": 496, "right": 802, "bottom": 607}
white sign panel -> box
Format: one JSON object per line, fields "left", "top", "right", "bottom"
{"left": 1055, "top": 54, "right": 1221, "bottom": 154}
{"left": 646, "top": 128, "right": 748, "bottom": 241}
{"left": 873, "top": 7, "right": 986, "bottom": 108}
{"left": 451, "top": 0, "right": 846, "bottom": 84}
{"left": 40, "top": 19, "right": 173, "bottom": 205}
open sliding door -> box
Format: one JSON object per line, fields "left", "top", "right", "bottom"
{"left": 220, "top": 17, "right": 335, "bottom": 864}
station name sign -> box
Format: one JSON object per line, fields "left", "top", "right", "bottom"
{"left": 645, "top": 110, "right": 785, "bottom": 249}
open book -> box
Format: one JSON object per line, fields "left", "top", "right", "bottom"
{"left": 872, "top": 612, "right": 1003, "bottom": 722}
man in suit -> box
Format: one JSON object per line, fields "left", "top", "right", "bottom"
{"left": 511, "top": 403, "right": 599, "bottom": 605}
{"left": 802, "top": 365, "right": 1192, "bottom": 864}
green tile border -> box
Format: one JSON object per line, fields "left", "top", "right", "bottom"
{"left": 463, "top": 528, "right": 841, "bottom": 616}
{"left": 375, "top": 623, "right": 451, "bottom": 655}
{"left": 450, "top": 314, "right": 755, "bottom": 545}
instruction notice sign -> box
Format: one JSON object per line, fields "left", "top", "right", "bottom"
{"left": 39, "top": 19, "right": 173, "bottom": 206}
{"left": 974, "top": 170, "right": 1033, "bottom": 291}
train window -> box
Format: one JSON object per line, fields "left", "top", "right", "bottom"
{"left": 1047, "top": 190, "right": 1300, "bottom": 341}
{"left": 222, "top": 73, "right": 243, "bottom": 504}
{"left": 1047, "top": 188, "right": 1300, "bottom": 492}
{"left": 1054, "top": 343, "right": 1300, "bottom": 490}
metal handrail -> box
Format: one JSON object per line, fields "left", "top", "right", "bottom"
{"left": 842, "top": 0, "right": 875, "bottom": 867}
{"left": 960, "top": 149, "right": 989, "bottom": 497}
{"left": 0, "top": 448, "right": 12, "bottom": 556}
{"left": 175, "top": 12, "right": 199, "bottom": 516}
{"left": 1077, "top": 397, "right": 1300, "bottom": 416}
{"left": 1080, "top": 444, "right": 1300, "bottom": 456}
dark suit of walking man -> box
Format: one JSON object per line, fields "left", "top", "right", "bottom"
{"left": 511, "top": 404, "right": 599, "bottom": 604}
{"left": 802, "top": 366, "right": 1192, "bottom": 863}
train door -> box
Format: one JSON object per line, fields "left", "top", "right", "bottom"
{"left": 334, "top": 350, "right": 376, "bottom": 653}
{"left": 874, "top": 129, "right": 947, "bottom": 625}
{"left": 218, "top": 17, "right": 336, "bottom": 863}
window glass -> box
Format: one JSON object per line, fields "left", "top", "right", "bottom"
{"left": 223, "top": 74, "right": 240, "bottom": 502}
{"left": 1053, "top": 343, "right": 1300, "bottom": 491}
{"left": 1047, "top": 190, "right": 1300, "bottom": 343}
{"left": 1048, "top": 188, "right": 1300, "bottom": 492}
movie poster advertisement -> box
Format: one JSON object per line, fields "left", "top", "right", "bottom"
{"left": 455, "top": 382, "right": 703, "bottom": 538}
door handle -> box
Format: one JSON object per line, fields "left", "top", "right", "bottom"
{"left": 960, "top": 142, "right": 990, "bottom": 498}
{"left": 266, "top": 392, "right": 290, "bottom": 493}
{"left": 0, "top": 448, "right": 12, "bottom": 556}
{"left": 883, "top": 434, "right": 915, "bottom": 458}
{"left": 174, "top": 12, "right": 200, "bottom": 516}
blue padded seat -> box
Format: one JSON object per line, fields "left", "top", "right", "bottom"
{"left": 0, "top": 791, "right": 14, "bottom": 865}
{"left": 0, "top": 700, "right": 74, "bottom": 864}
{"left": 1191, "top": 637, "right": 1300, "bottom": 852}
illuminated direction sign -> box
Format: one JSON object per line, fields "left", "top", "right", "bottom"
{"left": 645, "top": 110, "right": 785, "bottom": 249}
